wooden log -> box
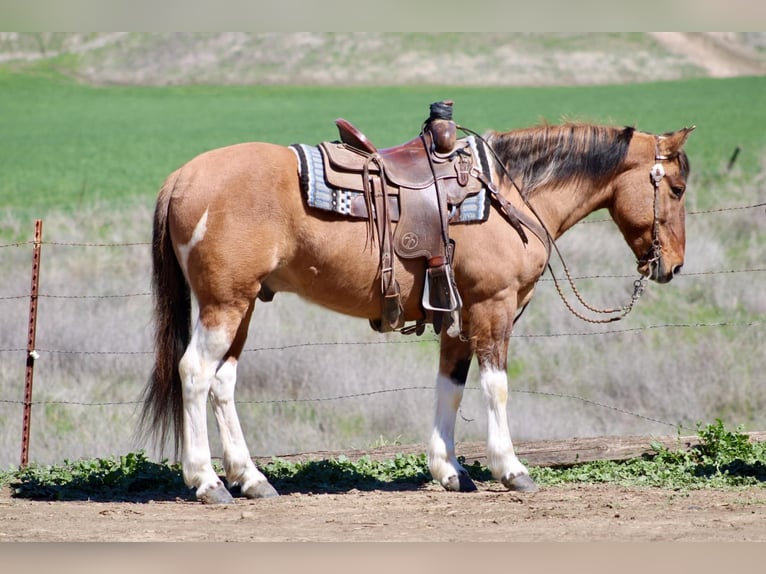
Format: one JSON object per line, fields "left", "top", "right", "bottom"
{"left": 253, "top": 431, "right": 766, "bottom": 468}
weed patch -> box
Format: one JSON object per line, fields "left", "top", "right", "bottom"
{"left": 2, "top": 422, "right": 763, "bottom": 501}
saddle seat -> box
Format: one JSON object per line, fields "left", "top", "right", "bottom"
{"left": 326, "top": 121, "right": 483, "bottom": 202}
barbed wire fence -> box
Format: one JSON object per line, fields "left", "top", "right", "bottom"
{"left": 1, "top": 202, "right": 764, "bottom": 467}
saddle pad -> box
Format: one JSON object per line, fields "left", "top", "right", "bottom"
{"left": 290, "top": 143, "right": 357, "bottom": 215}
{"left": 290, "top": 136, "right": 493, "bottom": 224}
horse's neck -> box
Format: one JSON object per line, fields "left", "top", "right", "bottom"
{"left": 528, "top": 179, "right": 612, "bottom": 239}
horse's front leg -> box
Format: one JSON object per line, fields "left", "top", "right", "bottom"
{"left": 472, "top": 303, "right": 538, "bottom": 492}
{"left": 427, "top": 334, "right": 478, "bottom": 492}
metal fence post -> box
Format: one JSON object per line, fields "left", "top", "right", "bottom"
{"left": 20, "top": 219, "right": 43, "bottom": 468}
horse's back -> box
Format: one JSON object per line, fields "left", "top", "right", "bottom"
{"left": 170, "top": 141, "right": 297, "bottom": 202}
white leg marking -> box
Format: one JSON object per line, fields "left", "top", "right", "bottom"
{"left": 177, "top": 209, "right": 208, "bottom": 277}
{"left": 210, "top": 359, "right": 273, "bottom": 496}
{"left": 480, "top": 367, "right": 528, "bottom": 481}
{"left": 428, "top": 373, "right": 466, "bottom": 487}
{"left": 179, "top": 320, "right": 232, "bottom": 498}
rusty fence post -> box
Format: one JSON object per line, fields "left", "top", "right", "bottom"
{"left": 20, "top": 219, "right": 43, "bottom": 468}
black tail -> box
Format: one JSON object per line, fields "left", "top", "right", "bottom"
{"left": 139, "top": 170, "right": 190, "bottom": 458}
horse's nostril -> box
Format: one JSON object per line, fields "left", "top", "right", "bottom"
{"left": 673, "top": 264, "right": 683, "bottom": 276}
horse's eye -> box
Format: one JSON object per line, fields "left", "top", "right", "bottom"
{"left": 670, "top": 185, "right": 685, "bottom": 198}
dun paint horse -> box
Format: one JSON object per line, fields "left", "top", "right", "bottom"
{"left": 142, "top": 116, "right": 693, "bottom": 503}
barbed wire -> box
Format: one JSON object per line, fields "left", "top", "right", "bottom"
{"left": 580, "top": 200, "right": 765, "bottom": 224}
{"left": 0, "top": 292, "right": 152, "bottom": 301}
{"left": 0, "top": 292, "right": 152, "bottom": 300}
{"left": 537, "top": 266, "right": 766, "bottom": 282}
{"left": 689, "top": 201, "right": 766, "bottom": 215}
{"left": 513, "top": 320, "right": 762, "bottom": 338}
{"left": 0, "top": 267, "right": 762, "bottom": 301}
{"left": 40, "top": 292, "right": 152, "bottom": 299}
{"left": 0, "top": 241, "right": 33, "bottom": 249}
{"left": 0, "top": 319, "right": 759, "bottom": 357}
{"left": 0, "top": 398, "right": 141, "bottom": 406}
{"left": 0, "top": 386, "right": 693, "bottom": 431}
{"left": 42, "top": 240, "right": 151, "bottom": 248}
{"left": 0, "top": 240, "right": 150, "bottom": 249}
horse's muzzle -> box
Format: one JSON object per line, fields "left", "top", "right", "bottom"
{"left": 638, "top": 257, "right": 682, "bottom": 284}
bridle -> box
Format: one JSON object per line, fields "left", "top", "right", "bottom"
{"left": 640, "top": 141, "right": 670, "bottom": 280}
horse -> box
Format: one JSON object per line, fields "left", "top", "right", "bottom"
{"left": 141, "top": 119, "right": 694, "bottom": 503}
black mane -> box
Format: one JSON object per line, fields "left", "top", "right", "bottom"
{"left": 488, "top": 123, "right": 635, "bottom": 197}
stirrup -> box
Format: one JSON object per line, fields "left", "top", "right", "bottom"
{"left": 422, "top": 264, "right": 460, "bottom": 313}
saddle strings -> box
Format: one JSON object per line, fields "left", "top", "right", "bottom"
{"left": 457, "top": 125, "right": 651, "bottom": 324}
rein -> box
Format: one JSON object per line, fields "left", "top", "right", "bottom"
{"left": 461, "top": 126, "right": 667, "bottom": 325}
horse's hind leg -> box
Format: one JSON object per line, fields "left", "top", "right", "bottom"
{"left": 180, "top": 300, "right": 276, "bottom": 503}
{"left": 209, "top": 301, "right": 278, "bottom": 499}
{"left": 178, "top": 306, "right": 237, "bottom": 503}
{"left": 427, "top": 335, "right": 478, "bottom": 492}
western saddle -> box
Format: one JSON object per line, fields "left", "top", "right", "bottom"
{"left": 319, "top": 100, "right": 517, "bottom": 337}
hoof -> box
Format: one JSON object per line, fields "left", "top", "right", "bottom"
{"left": 501, "top": 473, "right": 538, "bottom": 492}
{"left": 444, "top": 471, "right": 478, "bottom": 492}
{"left": 198, "top": 483, "right": 235, "bottom": 505}
{"left": 242, "top": 481, "right": 279, "bottom": 499}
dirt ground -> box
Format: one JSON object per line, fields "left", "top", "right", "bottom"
{"left": 2, "top": 481, "right": 765, "bottom": 542}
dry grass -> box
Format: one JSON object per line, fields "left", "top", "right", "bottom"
{"left": 2, "top": 33, "right": 766, "bottom": 87}
{"left": 1, "top": 161, "right": 764, "bottom": 469}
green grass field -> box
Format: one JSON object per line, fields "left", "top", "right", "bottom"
{"left": 2, "top": 68, "right": 765, "bottom": 225}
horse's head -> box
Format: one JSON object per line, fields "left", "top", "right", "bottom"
{"left": 610, "top": 126, "right": 695, "bottom": 283}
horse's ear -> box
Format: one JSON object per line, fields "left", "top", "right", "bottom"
{"left": 658, "top": 125, "right": 696, "bottom": 156}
